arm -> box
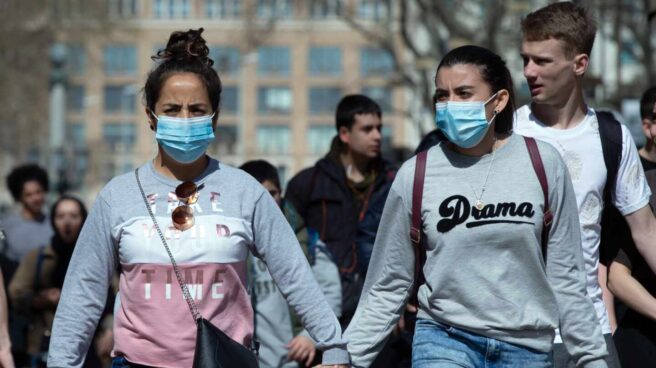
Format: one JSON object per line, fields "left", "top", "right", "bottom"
{"left": 251, "top": 191, "right": 348, "bottom": 366}
{"left": 624, "top": 205, "right": 656, "bottom": 274}
{"left": 612, "top": 126, "right": 655, "bottom": 273}
{"left": 0, "top": 271, "right": 15, "bottom": 368}
{"left": 48, "top": 195, "right": 118, "bottom": 368}
{"left": 288, "top": 244, "right": 343, "bottom": 366}
{"left": 598, "top": 264, "right": 617, "bottom": 333}
{"left": 344, "top": 175, "right": 414, "bottom": 368}
{"left": 545, "top": 156, "right": 608, "bottom": 367}
{"left": 7, "top": 250, "right": 38, "bottom": 312}
{"left": 607, "top": 249, "right": 656, "bottom": 321}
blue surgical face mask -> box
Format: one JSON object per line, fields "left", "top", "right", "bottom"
{"left": 152, "top": 113, "right": 216, "bottom": 164}
{"left": 435, "top": 93, "right": 498, "bottom": 148}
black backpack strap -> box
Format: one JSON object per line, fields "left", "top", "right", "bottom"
{"left": 596, "top": 111, "right": 622, "bottom": 204}
{"left": 409, "top": 151, "right": 427, "bottom": 307}
{"left": 596, "top": 111, "right": 625, "bottom": 266}
{"left": 524, "top": 137, "right": 551, "bottom": 263}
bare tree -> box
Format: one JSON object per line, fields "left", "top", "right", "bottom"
{"left": 585, "top": 0, "right": 655, "bottom": 102}
{"left": 334, "top": 0, "right": 509, "bottom": 136}
{"left": 0, "top": 0, "right": 115, "bottom": 167}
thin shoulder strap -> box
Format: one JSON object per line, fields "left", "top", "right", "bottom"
{"left": 135, "top": 168, "right": 201, "bottom": 322}
{"left": 409, "top": 150, "right": 427, "bottom": 307}
{"left": 524, "top": 137, "right": 552, "bottom": 263}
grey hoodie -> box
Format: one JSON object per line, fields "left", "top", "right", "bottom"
{"left": 345, "top": 134, "right": 608, "bottom": 367}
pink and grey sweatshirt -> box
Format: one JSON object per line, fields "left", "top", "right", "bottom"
{"left": 47, "top": 159, "right": 348, "bottom": 367}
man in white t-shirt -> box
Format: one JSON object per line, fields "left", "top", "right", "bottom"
{"left": 515, "top": 2, "right": 656, "bottom": 368}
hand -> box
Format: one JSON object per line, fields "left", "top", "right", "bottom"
{"left": 312, "top": 365, "right": 349, "bottom": 368}
{"left": 39, "top": 288, "right": 61, "bottom": 306}
{"left": 95, "top": 329, "right": 114, "bottom": 358}
{"left": 395, "top": 303, "right": 418, "bottom": 334}
{"left": 287, "top": 335, "right": 316, "bottom": 367}
{"left": 0, "top": 346, "right": 15, "bottom": 368}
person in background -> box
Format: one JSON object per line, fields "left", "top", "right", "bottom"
{"left": 515, "top": 3, "right": 656, "bottom": 366}
{"left": 9, "top": 195, "right": 101, "bottom": 367}
{"left": 240, "top": 160, "right": 341, "bottom": 368}
{"left": 0, "top": 164, "right": 52, "bottom": 367}
{"left": 638, "top": 86, "right": 656, "bottom": 171}
{"left": 607, "top": 94, "right": 656, "bottom": 367}
{"left": 285, "top": 94, "right": 396, "bottom": 330}
{"left": 1, "top": 164, "right": 52, "bottom": 274}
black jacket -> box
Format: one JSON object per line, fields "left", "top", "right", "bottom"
{"left": 286, "top": 152, "right": 396, "bottom": 315}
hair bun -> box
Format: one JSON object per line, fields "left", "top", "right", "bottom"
{"left": 153, "top": 28, "right": 214, "bottom": 67}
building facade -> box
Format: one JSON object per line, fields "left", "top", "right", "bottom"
{"left": 56, "top": 0, "right": 406, "bottom": 196}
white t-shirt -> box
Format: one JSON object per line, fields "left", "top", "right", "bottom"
{"left": 514, "top": 104, "right": 651, "bottom": 338}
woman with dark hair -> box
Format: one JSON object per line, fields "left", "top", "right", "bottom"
{"left": 8, "top": 195, "right": 98, "bottom": 367}
{"left": 344, "top": 45, "right": 607, "bottom": 367}
{"left": 47, "top": 29, "right": 348, "bottom": 368}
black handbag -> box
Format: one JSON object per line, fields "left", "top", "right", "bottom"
{"left": 136, "top": 169, "right": 259, "bottom": 368}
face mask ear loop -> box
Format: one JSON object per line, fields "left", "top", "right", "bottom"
{"left": 149, "top": 112, "right": 159, "bottom": 132}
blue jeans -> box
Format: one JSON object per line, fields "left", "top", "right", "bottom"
{"left": 412, "top": 319, "right": 553, "bottom": 368}
{"left": 111, "top": 357, "right": 153, "bottom": 368}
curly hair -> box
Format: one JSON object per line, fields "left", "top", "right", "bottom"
{"left": 6, "top": 164, "right": 49, "bottom": 201}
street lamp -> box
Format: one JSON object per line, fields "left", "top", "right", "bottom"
{"left": 48, "top": 42, "right": 68, "bottom": 194}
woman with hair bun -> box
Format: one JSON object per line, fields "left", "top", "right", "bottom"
{"left": 48, "top": 29, "right": 348, "bottom": 368}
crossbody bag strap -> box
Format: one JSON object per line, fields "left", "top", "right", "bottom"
{"left": 409, "top": 150, "right": 427, "bottom": 307}
{"left": 135, "top": 168, "right": 201, "bottom": 322}
{"left": 523, "top": 137, "right": 552, "bottom": 263}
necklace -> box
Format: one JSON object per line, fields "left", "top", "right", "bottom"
{"left": 468, "top": 138, "right": 497, "bottom": 210}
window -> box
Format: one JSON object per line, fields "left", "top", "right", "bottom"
{"left": 308, "top": 47, "right": 341, "bottom": 76}
{"left": 362, "top": 86, "right": 392, "bottom": 112}
{"left": 103, "top": 123, "right": 137, "bottom": 152}
{"left": 153, "top": 0, "right": 190, "bottom": 18}
{"left": 257, "top": 0, "right": 293, "bottom": 18}
{"left": 211, "top": 125, "right": 239, "bottom": 155}
{"left": 104, "top": 85, "right": 137, "bottom": 113}
{"left": 221, "top": 86, "right": 239, "bottom": 114}
{"left": 210, "top": 46, "right": 240, "bottom": 75}
{"left": 309, "top": 87, "right": 341, "bottom": 115}
{"left": 67, "top": 85, "right": 85, "bottom": 112}
{"left": 361, "top": 47, "right": 394, "bottom": 76}
{"left": 307, "top": 125, "right": 335, "bottom": 155}
{"left": 357, "top": 0, "right": 391, "bottom": 20}
{"left": 310, "top": 0, "right": 341, "bottom": 18}
{"left": 67, "top": 44, "right": 86, "bottom": 75}
{"left": 66, "top": 122, "right": 86, "bottom": 149}
{"left": 108, "top": 0, "right": 138, "bottom": 17}
{"left": 258, "top": 47, "right": 290, "bottom": 76}
{"left": 257, "top": 125, "right": 290, "bottom": 154}
{"left": 103, "top": 45, "right": 137, "bottom": 75}
{"left": 206, "top": 0, "right": 240, "bottom": 18}
{"left": 258, "top": 87, "right": 292, "bottom": 114}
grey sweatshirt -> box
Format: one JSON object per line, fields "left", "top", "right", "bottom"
{"left": 344, "top": 134, "right": 608, "bottom": 367}
{"left": 47, "top": 159, "right": 348, "bottom": 367}
{"left": 252, "top": 241, "right": 342, "bottom": 368}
